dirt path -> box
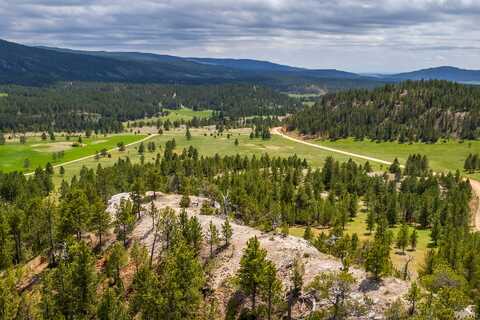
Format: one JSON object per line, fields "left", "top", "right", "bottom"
{"left": 470, "top": 179, "right": 480, "bottom": 231}
{"left": 24, "top": 134, "right": 157, "bottom": 177}
{"left": 272, "top": 127, "right": 397, "bottom": 166}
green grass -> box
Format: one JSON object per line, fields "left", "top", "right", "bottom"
{"left": 0, "top": 93, "right": 8, "bottom": 98}
{"left": 127, "top": 107, "right": 213, "bottom": 125}
{"left": 311, "top": 137, "right": 480, "bottom": 180}
{"left": 163, "top": 107, "right": 213, "bottom": 121}
{"left": 52, "top": 128, "right": 382, "bottom": 184}
{"left": 0, "top": 134, "right": 145, "bottom": 173}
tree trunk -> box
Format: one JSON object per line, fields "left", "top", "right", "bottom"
{"left": 252, "top": 286, "right": 256, "bottom": 310}
{"left": 98, "top": 232, "right": 102, "bottom": 248}
{"left": 150, "top": 233, "right": 157, "bottom": 267}
{"left": 267, "top": 295, "right": 272, "bottom": 320}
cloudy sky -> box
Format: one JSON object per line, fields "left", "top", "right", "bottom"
{"left": 2, "top": 0, "right": 480, "bottom": 73}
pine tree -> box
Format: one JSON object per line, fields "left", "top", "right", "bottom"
{"left": 138, "top": 142, "right": 145, "bottom": 154}
{"left": 106, "top": 243, "right": 128, "bottom": 288}
{"left": 186, "top": 126, "right": 192, "bottom": 140}
{"left": 207, "top": 220, "right": 219, "bottom": 258}
{"left": 222, "top": 218, "right": 233, "bottom": 247}
{"left": 23, "top": 158, "right": 30, "bottom": 169}
{"left": 180, "top": 194, "right": 190, "bottom": 208}
{"left": 262, "top": 261, "right": 282, "bottom": 320}
{"left": 97, "top": 288, "right": 129, "bottom": 320}
{"left": 303, "top": 225, "right": 313, "bottom": 241}
{"left": 148, "top": 202, "right": 161, "bottom": 266}
{"left": 160, "top": 241, "right": 205, "bottom": 320}
{"left": 91, "top": 198, "right": 110, "bottom": 248}
{"left": 238, "top": 236, "right": 268, "bottom": 310}
{"left": 115, "top": 199, "right": 135, "bottom": 247}
{"left": 410, "top": 229, "right": 418, "bottom": 251}
{"left": 396, "top": 223, "right": 409, "bottom": 254}
{"left": 366, "top": 208, "right": 375, "bottom": 234}
{"left": 59, "top": 189, "right": 91, "bottom": 240}
{"left": 365, "top": 222, "right": 392, "bottom": 280}
{"left": 186, "top": 216, "right": 203, "bottom": 256}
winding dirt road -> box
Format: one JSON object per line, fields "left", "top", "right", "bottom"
{"left": 272, "top": 127, "right": 480, "bottom": 231}
{"left": 272, "top": 127, "right": 395, "bottom": 166}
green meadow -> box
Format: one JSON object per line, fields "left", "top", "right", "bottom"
{"left": 312, "top": 138, "right": 480, "bottom": 180}
{"left": 127, "top": 107, "right": 214, "bottom": 125}
{"left": 52, "top": 127, "right": 381, "bottom": 184}
{"left": 0, "top": 134, "right": 145, "bottom": 173}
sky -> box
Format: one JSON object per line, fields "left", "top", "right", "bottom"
{"left": 2, "top": 0, "right": 480, "bottom": 73}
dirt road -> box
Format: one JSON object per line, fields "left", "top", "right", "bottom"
{"left": 271, "top": 127, "right": 396, "bottom": 166}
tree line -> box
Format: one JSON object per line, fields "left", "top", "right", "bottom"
{"left": 0, "top": 82, "right": 299, "bottom": 133}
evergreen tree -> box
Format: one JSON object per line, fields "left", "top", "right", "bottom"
{"left": 262, "top": 261, "right": 283, "bottom": 320}
{"left": 222, "top": 218, "right": 233, "bottom": 247}
{"left": 91, "top": 198, "right": 110, "bottom": 248}
{"left": 106, "top": 243, "right": 128, "bottom": 288}
{"left": 97, "top": 288, "right": 129, "bottom": 320}
{"left": 138, "top": 142, "right": 145, "bottom": 154}
{"left": 410, "top": 229, "right": 418, "bottom": 251}
{"left": 207, "top": 220, "right": 219, "bottom": 258}
{"left": 115, "top": 199, "right": 136, "bottom": 247}
{"left": 396, "top": 223, "right": 409, "bottom": 254}
{"left": 238, "top": 236, "right": 268, "bottom": 310}
{"left": 159, "top": 241, "right": 205, "bottom": 320}
{"left": 180, "top": 194, "right": 190, "bottom": 208}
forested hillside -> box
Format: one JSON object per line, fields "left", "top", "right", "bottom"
{"left": 0, "top": 83, "right": 299, "bottom": 132}
{"left": 287, "top": 80, "right": 480, "bottom": 142}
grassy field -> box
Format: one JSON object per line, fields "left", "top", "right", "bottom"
{"left": 52, "top": 127, "right": 382, "bottom": 184}
{"left": 163, "top": 107, "right": 213, "bottom": 121}
{"left": 0, "top": 134, "right": 145, "bottom": 173}
{"left": 311, "top": 138, "right": 480, "bottom": 180}
{"left": 0, "top": 93, "right": 8, "bottom": 97}
{"left": 127, "top": 107, "right": 214, "bottom": 125}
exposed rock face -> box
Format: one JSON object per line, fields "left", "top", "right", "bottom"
{"left": 108, "top": 192, "right": 410, "bottom": 319}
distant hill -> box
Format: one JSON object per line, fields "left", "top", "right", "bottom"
{"left": 389, "top": 66, "right": 480, "bottom": 83}
{"left": 3, "top": 38, "right": 480, "bottom": 89}
{"left": 0, "top": 39, "right": 382, "bottom": 90}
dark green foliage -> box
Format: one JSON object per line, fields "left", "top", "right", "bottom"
{"left": 0, "top": 83, "right": 298, "bottom": 132}
{"left": 464, "top": 153, "right": 480, "bottom": 172}
{"left": 288, "top": 80, "right": 480, "bottom": 142}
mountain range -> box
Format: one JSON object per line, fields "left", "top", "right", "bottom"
{"left": 1, "top": 38, "right": 480, "bottom": 89}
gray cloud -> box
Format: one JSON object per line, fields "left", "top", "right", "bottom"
{"left": 2, "top": 0, "right": 480, "bottom": 72}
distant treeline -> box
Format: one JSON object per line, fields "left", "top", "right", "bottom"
{"left": 0, "top": 82, "right": 300, "bottom": 133}
{"left": 287, "top": 80, "right": 480, "bottom": 142}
